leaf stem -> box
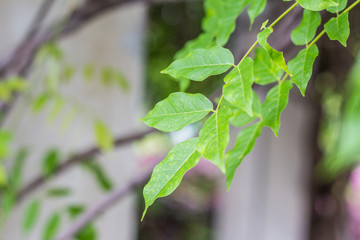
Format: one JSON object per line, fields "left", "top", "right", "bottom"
{"left": 280, "top": 73, "right": 289, "bottom": 83}
{"left": 238, "top": 2, "right": 299, "bottom": 65}
{"left": 216, "top": 95, "right": 224, "bottom": 112}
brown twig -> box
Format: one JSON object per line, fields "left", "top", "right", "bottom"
{"left": 16, "top": 128, "right": 157, "bottom": 203}
{"left": 56, "top": 169, "right": 152, "bottom": 240}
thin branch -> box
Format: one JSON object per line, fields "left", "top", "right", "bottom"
{"left": 16, "top": 128, "right": 157, "bottom": 203}
{"left": 56, "top": 169, "right": 152, "bottom": 240}
{"left": 24, "top": 0, "right": 57, "bottom": 42}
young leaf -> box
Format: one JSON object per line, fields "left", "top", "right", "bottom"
{"left": 327, "top": 0, "right": 347, "bottom": 13}
{"left": 9, "top": 148, "right": 28, "bottom": 190}
{"left": 46, "top": 188, "right": 71, "bottom": 198}
{"left": 161, "top": 46, "right": 234, "bottom": 81}
{"left": 257, "top": 28, "right": 291, "bottom": 74}
{"left": 253, "top": 47, "right": 283, "bottom": 85}
{"left": 23, "top": 200, "right": 41, "bottom": 232}
{"left": 198, "top": 106, "right": 232, "bottom": 172}
{"left": 223, "top": 57, "right": 254, "bottom": 115}
{"left": 142, "top": 92, "right": 213, "bottom": 132}
{"left": 0, "top": 165, "right": 7, "bottom": 186}
{"left": 288, "top": 45, "right": 319, "bottom": 96}
{"left": 248, "top": 0, "right": 267, "bottom": 27}
{"left": 291, "top": 10, "right": 321, "bottom": 46}
{"left": 262, "top": 81, "right": 293, "bottom": 137}
{"left": 142, "top": 138, "right": 201, "bottom": 220}
{"left": 82, "top": 161, "right": 113, "bottom": 192}
{"left": 42, "top": 212, "right": 61, "bottom": 240}
{"left": 94, "top": 121, "right": 113, "bottom": 152}
{"left": 42, "top": 150, "right": 60, "bottom": 177}
{"left": 296, "top": 0, "right": 338, "bottom": 11}
{"left": 67, "top": 205, "right": 85, "bottom": 219}
{"left": 324, "top": 12, "right": 350, "bottom": 47}
{"left": 75, "top": 224, "right": 97, "bottom": 240}
{"left": 225, "top": 121, "right": 263, "bottom": 188}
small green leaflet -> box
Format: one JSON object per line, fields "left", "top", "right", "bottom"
{"left": 296, "top": 0, "right": 338, "bottom": 11}
{"left": 324, "top": 12, "right": 350, "bottom": 47}
{"left": 291, "top": 10, "right": 321, "bottom": 45}
{"left": 262, "top": 80, "right": 293, "bottom": 137}
{"left": 198, "top": 106, "right": 232, "bottom": 172}
{"left": 257, "top": 28, "right": 291, "bottom": 74}
{"left": 288, "top": 45, "right": 319, "bottom": 96}
{"left": 253, "top": 47, "right": 283, "bottom": 85}
{"left": 327, "top": 0, "right": 347, "bottom": 13}
{"left": 142, "top": 92, "right": 213, "bottom": 132}
{"left": 229, "top": 92, "right": 262, "bottom": 127}
{"left": 42, "top": 212, "right": 61, "bottom": 240}
{"left": 94, "top": 121, "right": 113, "bottom": 152}
{"left": 225, "top": 121, "right": 263, "bottom": 189}
{"left": 142, "top": 138, "right": 201, "bottom": 220}
{"left": 223, "top": 57, "right": 254, "bottom": 115}
{"left": 248, "top": 0, "right": 267, "bottom": 27}
{"left": 42, "top": 150, "right": 60, "bottom": 177}
{"left": 23, "top": 200, "right": 41, "bottom": 232}
{"left": 162, "top": 46, "right": 234, "bottom": 81}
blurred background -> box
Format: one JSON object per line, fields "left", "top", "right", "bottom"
{"left": 0, "top": 0, "right": 360, "bottom": 240}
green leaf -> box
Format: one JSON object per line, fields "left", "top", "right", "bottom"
{"left": 67, "top": 205, "right": 85, "bottom": 219}
{"left": 42, "top": 212, "right": 61, "bottom": 240}
{"left": 46, "top": 188, "right": 71, "bottom": 197}
{"left": 253, "top": 47, "right": 283, "bottom": 85}
{"left": 142, "top": 92, "right": 213, "bottom": 132}
{"left": 225, "top": 121, "right": 263, "bottom": 188}
{"left": 198, "top": 106, "right": 232, "bottom": 172}
{"left": 94, "top": 121, "right": 113, "bottom": 152}
{"left": 324, "top": 12, "right": 350, "bottom": 47}
{"left": 291, "top": 10, "right": 321, "bottom": 45}
{"left": 248, "top": 0, "right": 267, "bottom": 27}
{"left": 262, "top": 81, "right": 293, "bottom": 137}
{"left": 288, "top": 45, "right": 319, "bottom": 96}
{"left": 327, "top": 0, "right": 347, "bottom": 13}
{"left": 229, "top": 92, "right": 262, "bottom": 127}
{"left": 142, "top": 138, "right": 201, "bottom": 220}
{"left": 23, "top": 200, "right": 41, "bottom": 232}
{"left": 42, "top": 150, "right": 60, "bottom": 177}
{"left": 162, "top": 46, "right": 234, "bottom": 81}
{"left": 223, "top": 57, "right": 254, "bottom": 115}
{"left": 257, "top": 28, "right": 291, "bottom": 74}
{"left": 0, "top": 130, "right": 12, "bottom": 159}
{"left": 296, "top": 0, "right": 338, "bottom": 11}
{"left": 82, "top": 161, "right": 113, "bottom": 192}
{"left": 9, "top": 148, "right": 28, "bottom": 190}
{"left": 0, "top": 165, "right": 7, "bottom": 186}
{"left": 83, "top": 64, "right": 95, "bottom": 81}
{"left": 216, "top": 0, "right": 251, "bottom": 45}
{"left": 32, "top": 92, "right": 51, "bottom": 113}
{"left": 76, "top": 224, "right": 97, "bottom": 240}
{"left": 175, "top": 33, "right": 215, "bottom": 59}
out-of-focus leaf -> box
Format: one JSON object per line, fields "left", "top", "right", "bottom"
{"left": 94, "top": 121, "right": 113, "bottom": 152}
{"left": 42, "top": 150, "right": 60, "bottom": 177}
{"left": 23, "top": 199, "right": 41, "bottom": 232}
{"left": 82, "top": 161, "right": 113, "bottom": 191}
{"left": 42, "top": 212, "right": 61, "bottom": 240}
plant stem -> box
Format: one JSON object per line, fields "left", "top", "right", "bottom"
{"left": 343, "top": 0, "right": 360, "bottom": 13}
{"left": 238, "top": 2, "right": 299, "bottom": 65}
